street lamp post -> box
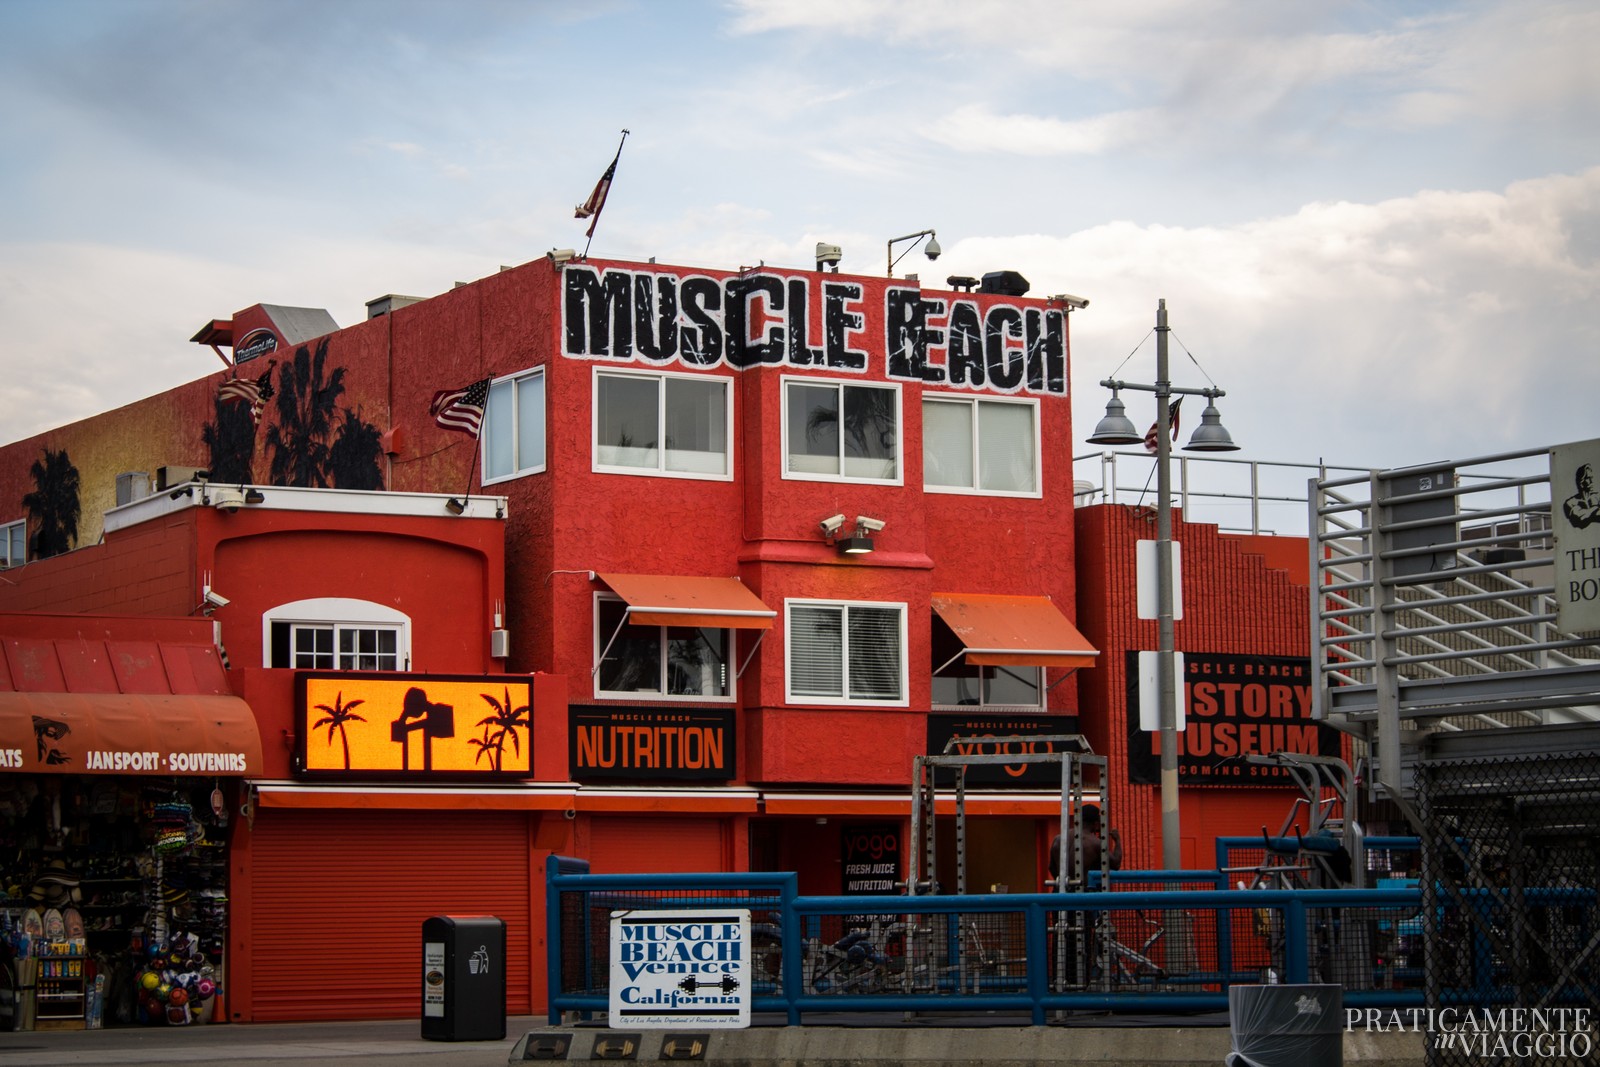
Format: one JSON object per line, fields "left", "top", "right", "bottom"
{"left": 1087, "top": 298, "right": 1238, "bottom": 870}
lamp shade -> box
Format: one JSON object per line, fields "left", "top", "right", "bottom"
{"left": 1086, "top": 395, "right": 1141, "bottom": 445}
{"left": 1183, "top": 401, "right": 1240, "bottom": 452}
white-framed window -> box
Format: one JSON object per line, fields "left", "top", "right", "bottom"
{"left": 593, "top": 595, "right": 734, "bottom": 700}
{"left": 782, "top": 377, "right": 901, "bottom": 484}
{"left": 785, "top": 599, "right": 907, "bottom": 705}
{"left": 923, "top": 394, "right": 1040, "bottom": 495}
{"left": 593, "top": 368, "right": 732, "bottom": 479}
{"left": 264, "top": 598, "right": 411, "bottom": 671}
{"left": 483, "top": 367, "right": 547, "bottom": 484}
{"left": 1, "top": 520, "right": 23, "bottom": 569}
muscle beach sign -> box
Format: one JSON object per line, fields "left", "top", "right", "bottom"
{"left": 562, "top": 264, "right": 1068, "bottom": 396}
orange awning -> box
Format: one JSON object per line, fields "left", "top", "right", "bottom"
{"left": 598, "top": 573, "right": 775, "bottom": 629}
{"left": 932, "top": 593, "right": 1099, "bottom": 668}
{"left": 1, "top": 692, "right": 264, "bottom": 776}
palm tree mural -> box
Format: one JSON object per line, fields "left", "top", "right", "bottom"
{"left": 202, "top": 393, "right": 260, "bottom": 486}
{"left": 21, "top": 447, "right": 80, "bottom": 559}
{"left": 262, "top": 340, "right": 386, "bottom": 490}
{"left": 312, "top": 691, "right": 367, "bottom": 770}
{"left": 328, "top": 407, "right": 384, "bottom": 490}
{"left": 469, "top": 687, "right": 531, "bottom": 771}
{"left": 267, "top": 339, "right": 346, "bottom": 488}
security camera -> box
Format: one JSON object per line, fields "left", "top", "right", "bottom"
{"left": 818, "top": 514, "right": 846, "bottom": 536}
{"left": 212, "top": 488, "right": 245, "bottom": 513}
{"left": 923, "top": 235, "right": 941, "bottom": 261}
{"left": 547, "top": 248, "right": 576, "bottom": 266}
{"left": 1051, "top": 293, "right": 1091, "bottom": 310}
{"left": 856, "top": 515, "right": 887, "bottom": 533}
{"left": 815, "top": 242, "right": 843, "bottom": 269}
{"left": 203, "top": 589, "right": 230, "bottom": 610}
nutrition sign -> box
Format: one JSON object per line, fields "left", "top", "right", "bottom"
{"left": 608, "top": 910, "right": 750, "bottom": 1028}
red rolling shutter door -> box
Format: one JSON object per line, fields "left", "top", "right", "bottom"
{"left": 247, "top": 810, "right": 532, "bottom": 1021}
{"left": 588, "top": 817, "right": 729, "bottom": 875}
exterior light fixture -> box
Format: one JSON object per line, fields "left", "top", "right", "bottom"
{"left": 1086, "top": 298, "right": 1241, "bottom": 870}
{"left": 1086, "top": 392, "right": 1140, "bottom": 445}
{"left": 445, "top": 498, "right": 467, "bottom": 515}
{"left": 887, "top": 229, "right": 940, "bottom": 277}
{"left": 836, "top": 533, "right": 874, "bottom": 555}
{"left": 244, "top": 488, "right": 266, "bottom": 504}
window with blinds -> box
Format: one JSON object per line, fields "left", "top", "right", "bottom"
{"left": 785, "top": 600, "right": 906, "bottom": 705}
{"left": 922, "top": 394, "right": 1039, "bottom": 495}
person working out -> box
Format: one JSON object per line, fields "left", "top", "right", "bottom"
{"left": 1048, "top": 805, "right": 1123, "bottom": 887}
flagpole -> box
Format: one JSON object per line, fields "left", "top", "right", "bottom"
{"left": 581, "top": 129, "right": 630, "bottom": 258}
{"left": 449, "top": 433, "right": 483, "bottom": 515}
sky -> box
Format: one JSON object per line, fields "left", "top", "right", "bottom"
{"left": 2, "top": 0, "right": 1597, "bottom": 516}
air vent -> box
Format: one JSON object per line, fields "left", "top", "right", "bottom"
{"left": 115, "top": 472, "right": 150, "bottom": 506}
{"left": 979, "top": 270, "right": 1030, "bottom": 296}
{"left": 365, "top": 294, "right": 424, "bottom": 319}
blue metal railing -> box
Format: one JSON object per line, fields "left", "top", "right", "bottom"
{"left": 546, "top": 857, "right": 1429, "bottom": 1025}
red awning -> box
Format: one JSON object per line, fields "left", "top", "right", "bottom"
{"left": 931, "top": 593, "right": 1099, "bottom": 668}
{"left": 1, "top": 692, "right": 264, "bottom": 776}
{"left": 597, "top": 573, "right": 775, "bottom": 629}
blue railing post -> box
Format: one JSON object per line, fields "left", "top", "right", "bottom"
{"left": 1284, "top": 898, "right": 1308, "bottom": 983}
{"left": 780, "top": 873, "right": 802, "bottom": 1025}
{"left": 1025, "top": 900, "right": 1048, "bottom": 1025}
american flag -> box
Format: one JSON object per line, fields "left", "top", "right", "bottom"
{"left": 430, "top": 377, "right": 492, "bottom": 437}
{"left": 575, "top": 132, "right": 627, "bottom": 240}
{"left": 218, "top": 364, "right": 276, "bottom": 425}
{"left": 1143, "top": 398, "right": 1182, "bottom": 454}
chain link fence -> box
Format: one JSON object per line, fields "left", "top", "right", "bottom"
{"left": 1419, "top": 748, "right": 1600, "bottom": 1066}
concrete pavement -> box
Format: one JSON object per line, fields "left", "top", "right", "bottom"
{"left": 1, "top": 1014, "right": 1426, "bottom": 1067}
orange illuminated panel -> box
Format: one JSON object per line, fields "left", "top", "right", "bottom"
{"left": 297, "top": 673, "right": 532, "bottom": 777}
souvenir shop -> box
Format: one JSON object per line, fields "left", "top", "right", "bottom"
{"left": 1, "top": 774, "right": 238, "bottom": 1030}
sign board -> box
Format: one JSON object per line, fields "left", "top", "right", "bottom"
{"left": 1553, "top": 438, "right": 1600, "bottom": 634}
{"left": 1381, "top": 466, "right": 1458, "bottom": 578}
{"left": 1126, "top": 651, "right": 1338, "bottom": 785}
{"left": 925, "top": 714, "right": 1080, "bottom": 786}
{"left": 608, "top": 910, "right": 750, "bottom": 1028}
{"left": 1136, "top": 540, "right": 1183, "bottom": 620}
{"left": 1137, "top": 650, "right": 1188, "bottom": 731}
{"left": 569, "top": 705, "right": 734, "bottom": 781}
{"left": 295, "top": 673, "right": 532, "bottom": 777}
{"left": 422, "top": 941, "right": 446, "bottom": 1017}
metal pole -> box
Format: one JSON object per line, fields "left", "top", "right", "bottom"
{"left": 1155, "top": 298, "right": 1182, "bottom": 870}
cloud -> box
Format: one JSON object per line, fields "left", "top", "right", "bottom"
{"left": 923, "top": 104, "right": 1163, "bottom": 157}
{"left": 942, "top": 167, "right": 1600, "bottom": 467}
{"left": 0, "top": 237, "right": 510, "bottom": 442}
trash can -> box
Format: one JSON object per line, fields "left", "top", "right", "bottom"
{"left": 1227, "top": 983, "right": 1342, "bottom": 1067}
{"left": 421, "top": 915, "right": 506, "bottom": 1041}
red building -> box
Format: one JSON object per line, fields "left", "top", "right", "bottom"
{"left": 0, "top": 251, "right": 1323, "bottom": 1025}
